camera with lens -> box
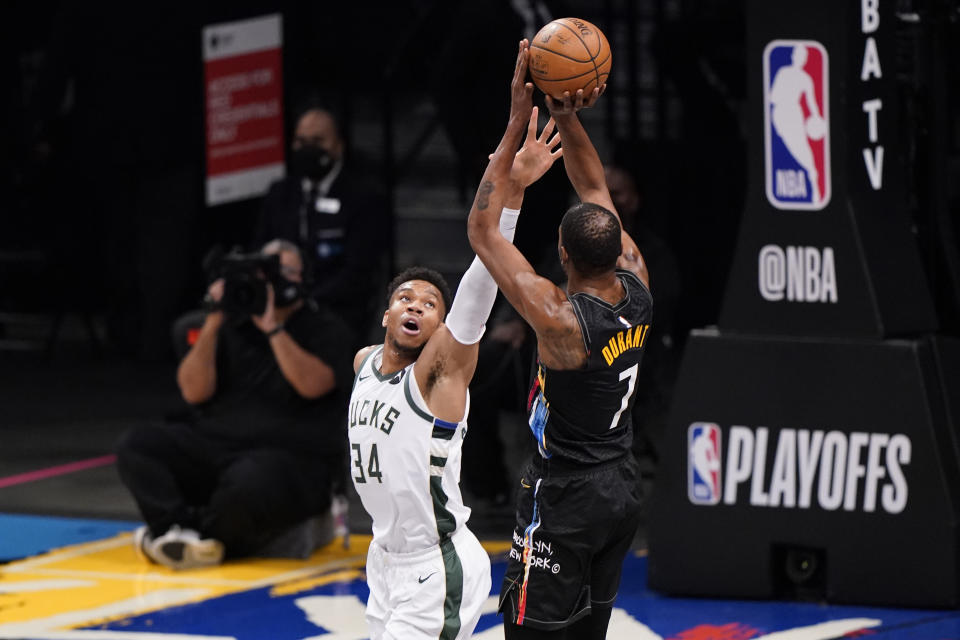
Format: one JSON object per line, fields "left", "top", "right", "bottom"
{"left": 205, "top": 249, "right": 281, "bottom": 316}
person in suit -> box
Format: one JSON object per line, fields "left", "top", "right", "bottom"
{"left": 254, "top": 106, "right": 391, "bottom": 348}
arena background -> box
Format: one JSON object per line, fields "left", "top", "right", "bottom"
{"left": 2, "top": 0, "right": 960, "bottom": 638}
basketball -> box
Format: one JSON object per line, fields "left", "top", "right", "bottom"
{"left": 529, "top": 18, "right": 612, "bottom": 100}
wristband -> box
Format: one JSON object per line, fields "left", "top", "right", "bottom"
{"left": 265, "top": 325, "right": 284, "bottom": 338}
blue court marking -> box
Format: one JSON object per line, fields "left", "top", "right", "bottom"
{"left": 0, "top": 512, "right": 138, "bottom": 561}
{"left": 94, "top": 582, "right": 340, "bottom": 639}
{"left": 94, "top": 554, "right": 960, "bottom": 639}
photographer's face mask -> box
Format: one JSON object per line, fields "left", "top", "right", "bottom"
{"left": 291, "top": 144, "right": 335, "bottom": 181}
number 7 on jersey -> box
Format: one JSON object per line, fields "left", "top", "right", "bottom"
{"left": 609, "top": 363, "right": 639, "bottom": 429}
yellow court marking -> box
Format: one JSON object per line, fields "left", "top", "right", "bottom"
{"left": 0, "top": 532, "right": 371, "bottom": 630}
{"left": 268, "top": 569, "right": 366, "bottom": 597}
{"left": 0, "top": 533, "right": 513, "bottom": 633}
{"left": 480, "top": 540, "right": 512, "bottom": 558}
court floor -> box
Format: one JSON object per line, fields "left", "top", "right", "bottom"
{"left": 2, "top": 352, "right": 959, "bottom": 638}
{"left": 1, "top": 513, "right": 959, "bottom": 640}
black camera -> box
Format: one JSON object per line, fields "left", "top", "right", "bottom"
{"left": 207, "top": 250, "right": 281, "bottom": 316}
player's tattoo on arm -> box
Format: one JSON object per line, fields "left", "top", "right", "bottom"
{"left": 425, "top": 353, "right": 446, "bottom": 394}
{"left": 477, "top": 181, "right": 495, "bottom": 210}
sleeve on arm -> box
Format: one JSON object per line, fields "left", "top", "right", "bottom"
{"left": 445, "top": 207, "right": 520, "bottom": 345}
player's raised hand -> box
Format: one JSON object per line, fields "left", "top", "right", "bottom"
{"left": 545, "top": 84, "right": 607, "bottom": 116}
{"left": 509, "top": 107, "right": 562, "bottom": 188}
{"left": 509, "top": 39, "right": 535, "bottom": 123}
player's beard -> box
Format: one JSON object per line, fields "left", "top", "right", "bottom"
{"left": 390, "top": 334, "right": 426, "bottom": 360}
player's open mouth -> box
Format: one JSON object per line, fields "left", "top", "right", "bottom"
{"left": 401, "top": 318, "right": 421, "bottom": 335}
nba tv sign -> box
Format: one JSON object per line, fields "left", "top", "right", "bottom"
{"left": 763, "top": 40, "right": 831, "bottom": 210}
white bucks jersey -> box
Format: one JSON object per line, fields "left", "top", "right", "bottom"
{"left": 348, "top": 347, "right": 472, "bottom": 553}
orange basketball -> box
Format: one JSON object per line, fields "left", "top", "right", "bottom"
{"left": 529, "top": 18, "right": 612, "bottom": 100}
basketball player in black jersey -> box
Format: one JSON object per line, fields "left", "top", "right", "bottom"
{"left": 468, "top": 40, "right": 653, "bottom": 639}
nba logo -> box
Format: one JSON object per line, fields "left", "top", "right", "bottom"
{"left": 688, "top": 422, "right": 721, "bottom": 505}
{"left": 763, "top": 39, "right": 831, "bottom": 210}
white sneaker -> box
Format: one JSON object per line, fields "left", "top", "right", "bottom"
{"left": 150, "top": 525, "right": 225, "bottom": 570}
{"left": 133, "top": 525, "right": 163, "bottom": 564}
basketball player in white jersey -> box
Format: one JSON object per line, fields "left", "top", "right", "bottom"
{"left": 349, "top": 47, "right": 562, "bottom": 639}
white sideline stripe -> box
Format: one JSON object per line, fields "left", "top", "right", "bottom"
{"left": 472, "top": 626, "right": 506, "bottom": 640}
{"left": 0, "top": 579, "right": 94, "bottom": 593}
{"left": 5, "top": 532, "right": 367, "bottom": 589}
{"left": 294, "top": 595, "right": 368, "bottom": 638}
{"left": 12, "top": 567, "right": 252, "bottom": 587}
{"left": 14, "top": 556, "right": 369, "bottom": 590}
{"left": 480, "top": 594, "right": 499, "bottom": 615}
{"left": 244, "top": 553, "right": 369, "bottom": 589}
{"left": 470, "top": 613, "right": 881, "bottom": 640}
{"left": 471, "top": 604, "right": 663, "bottom": 640}
{"left": 754, "top": 618, "right": 882, "bottom": 639}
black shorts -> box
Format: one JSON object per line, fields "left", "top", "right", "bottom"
{"left": 498, "top": 454, "right": 643, "bottom": 631}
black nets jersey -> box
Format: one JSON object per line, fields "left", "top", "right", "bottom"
{"left": 527, "top": 269, "right": 653, "bottom": 466}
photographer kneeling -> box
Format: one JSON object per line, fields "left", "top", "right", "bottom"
{"left": 116, "top": 239, "right": 354, "bottom": 569}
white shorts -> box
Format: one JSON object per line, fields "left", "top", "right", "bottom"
{"left": 366, "top": 527, "right": 492, "bottom": 640}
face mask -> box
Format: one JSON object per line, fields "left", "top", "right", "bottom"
{"left": 291, "top": 144, "right": 335, "bottom": 181}
{"left": 272, "top": 274, "right": 303, "bottom": 308}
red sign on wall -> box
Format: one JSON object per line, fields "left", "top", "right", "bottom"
{"left": 203, "top": 14, "right": 284, "bottom": 206}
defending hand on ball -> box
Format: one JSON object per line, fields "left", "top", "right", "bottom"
{"left": 509, "top": 39, "right": 535, "bottom": 124}
{"left": 509, "top": 107, "right": 562, "bottom": 188}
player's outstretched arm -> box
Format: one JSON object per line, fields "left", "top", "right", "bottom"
{"left": 446, "top": 108, "right": 562, "bottom": 356}
{"left": 548, "top": 90, "right": 649, "bottom": 286}
{"left": 467, "top": 43, "right": 569, "bottom": 337}
{"left": 545, "top": 89, "right": 610, "bottom": 209}
{"left": 417, "top": 40, "right": 562, "bottom": 421}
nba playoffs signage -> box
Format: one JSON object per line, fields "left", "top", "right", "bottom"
{"left": 204, "top": 14, "right": 285, "bottom": 206}
{"left": 687, "top": 422, "right": 910, "bottom": 514}
{"left": 655, "top": 0, "right": 951, "bottom": 608}
{"left": 718, "top": 0, "right": 935, "bottom": 337}
{"left": 649, "top": 331, "right": 960, "bottom": 606}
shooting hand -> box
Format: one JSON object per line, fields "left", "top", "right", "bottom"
{"left": 545, "top": 84, "right": 606, "bottom": 116}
